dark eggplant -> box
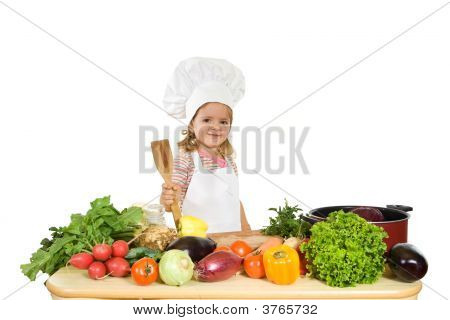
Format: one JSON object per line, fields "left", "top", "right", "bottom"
{"left": 165, "top": 236, "right": 217, "bottom": 262}
{"left": 388, "top": 243, "right": 428, "bottom": 282}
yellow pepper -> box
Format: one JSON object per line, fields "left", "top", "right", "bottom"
{"left": 263, "top": 244, "right": 300, "bottom": 285}
{"left": 178, "top": 215, "right": 208, "bottom": 238}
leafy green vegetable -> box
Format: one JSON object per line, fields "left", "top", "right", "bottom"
{"left": 300, "top": 210, "right": 388, "bottom": 287}
{"left": 125, "top": 247, "right": 162, "bottom": 265}
{"left": 21, "top": 196, "right": 143, "bottom": 281}
{"left": 262, "top": 199, "right": 311, "bottom": 239}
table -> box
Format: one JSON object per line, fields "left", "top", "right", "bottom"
{"left": 45, "top": 230, "right": 422, "bottom": 300}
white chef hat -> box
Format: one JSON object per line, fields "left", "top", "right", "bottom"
{"left": 163, "top": 57, "right": 245, "bottom": 121}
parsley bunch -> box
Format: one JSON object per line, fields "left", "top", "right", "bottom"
{"left": 262, "top": 199, "right": 311, "bottom": 239}
{"left": 301, "top": 210, "right": 388, "bottom": 287}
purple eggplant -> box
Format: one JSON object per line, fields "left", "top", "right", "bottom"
{"left": 165, "top": 236, "right": 217, "bottom": 262}
{"left": 388, "top": 243, "right": 428, "bottom": 282}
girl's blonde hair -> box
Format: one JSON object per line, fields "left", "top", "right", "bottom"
{"left": 178, "top": 103, "right": 234, "bottom": 158}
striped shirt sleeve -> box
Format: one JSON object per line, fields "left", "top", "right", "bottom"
{"left": 171, "top": 151, "right": 192, "bottom": 205}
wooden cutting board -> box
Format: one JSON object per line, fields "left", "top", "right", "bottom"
{"left": 45, "top": 230, "right": 422, "bottom": 300}
{"left": 207, "top": 230, "right": 274, "bottom": 247}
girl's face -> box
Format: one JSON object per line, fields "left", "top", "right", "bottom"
{"left": 191, "top": 102, "right": 232, "bottom": 150}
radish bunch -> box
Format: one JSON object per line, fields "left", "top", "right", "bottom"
{"left": 68, "top": 240, "right": 130, "bottom": 280}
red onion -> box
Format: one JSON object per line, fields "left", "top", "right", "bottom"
{"left": 194, "top": 251, "right": 243, "bottom": 282}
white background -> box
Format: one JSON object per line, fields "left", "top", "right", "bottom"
{"left": 1, "top": 0, "right": 449, "bottom": 312}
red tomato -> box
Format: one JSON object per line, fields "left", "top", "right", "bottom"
{"left": 230, "top": 240, "right": 252, "bottom": 258}
{"left": 244, "top": 252, "right": 265, "bottom": 279}
{"left": 131, "top": 258, "right": 159, "bottom": 286}
{"left": 214, "top": 246, "right": 232, "bottom": 253}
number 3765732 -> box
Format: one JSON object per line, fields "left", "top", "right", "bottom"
{"left": 262, "top": 304, "right": 318, "bottom": 315}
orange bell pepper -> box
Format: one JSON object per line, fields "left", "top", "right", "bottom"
{"left": 263, "top": 244, "right": 300, "bottom": 285}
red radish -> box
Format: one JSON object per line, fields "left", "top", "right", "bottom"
{"left": 68, "top": 253, "right": 94, "bottom": 269}
{"left": 105, "top": 257, "right": 131, "bottom": 277}
{"left": 88, "top": 261, "right": 107, "bottom": 280}
{"left": 194, "top": 251, "right": 243, "bottom": 282}
{"left": 112, "top": 240, "right": 129, "bottom": 257}
{"left": 92, "top": 243, "right": 112, "bottom": 261}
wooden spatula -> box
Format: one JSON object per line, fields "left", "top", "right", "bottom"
{"left": 151, "top": 139, "right": 182, "bottom": 229}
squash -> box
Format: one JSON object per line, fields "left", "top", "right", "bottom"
{"left": 178, "top": 215, "right": 208, "bottom": 238}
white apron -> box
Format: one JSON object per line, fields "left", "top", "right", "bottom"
{"left": 181, "top": 151, "right": 241, "bottom": 233}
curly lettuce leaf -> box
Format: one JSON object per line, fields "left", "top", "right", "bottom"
{"left": 301, "top": 210, "right": 387, "bottom": 287}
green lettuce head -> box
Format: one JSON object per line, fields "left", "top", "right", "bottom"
{"left": 301, "top": 210, "right": 388, "bottom": 287}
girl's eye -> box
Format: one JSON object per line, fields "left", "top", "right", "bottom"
{"left": 221, "top": 121, "right": 229, "bottom": 125}
{"left": 203, "top": 119, "right": 210, "bottom": 123}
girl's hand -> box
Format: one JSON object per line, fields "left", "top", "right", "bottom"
{"left": 160, "top": 182, "right": 181, "bottom": 212}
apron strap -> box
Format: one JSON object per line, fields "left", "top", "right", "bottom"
{"left": 191, "top": 151, "right": 203, "bottom": 171}
{"left": 191, "top": 150, "right": 233, "bottom": 185}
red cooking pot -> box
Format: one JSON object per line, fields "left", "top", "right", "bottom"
{"left": 305, "top": 205, "right": 412, "bottom": 252}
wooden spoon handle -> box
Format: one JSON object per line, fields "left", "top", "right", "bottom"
{"left": 151, "top": 139, "right": 182, "bottom": 229}
{"left": 170, "top": 202, "right": 182, "bottom": 229}
{"left": 161, "top": 176, "right": 182, "bottom": 229}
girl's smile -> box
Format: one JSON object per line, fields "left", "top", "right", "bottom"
{"left": 192, "top": 102, "right": 232, "bottom": 151}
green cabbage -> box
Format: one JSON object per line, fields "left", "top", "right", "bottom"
{"left": 301, "top": 210, "right": 388, "bottom": 287}
{"left": 159, "top": 250, "right": 194, "bottom": 286}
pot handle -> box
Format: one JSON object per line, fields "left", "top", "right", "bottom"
{"left": 386, "top": 204, "right": 413, "bottom": 212}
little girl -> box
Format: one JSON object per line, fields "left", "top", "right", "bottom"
{"left": 160, "top": 57, "right": 251, "bottom": 233}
